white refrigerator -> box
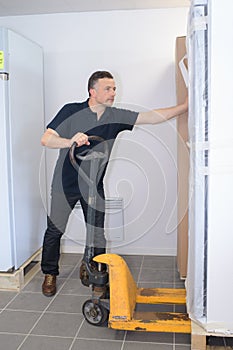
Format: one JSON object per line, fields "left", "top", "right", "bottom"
{"left": 0, "top": 28, "right": 46, "bottom": 272}
{"left": 186, "top": 0, "right": 233, "bottom": 333}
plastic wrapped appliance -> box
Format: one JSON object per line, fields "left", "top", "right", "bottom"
{"left": 186, "top": 0, "right": 233, "bottom": 333}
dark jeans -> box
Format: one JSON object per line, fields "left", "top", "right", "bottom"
{"left": 41, "top": 188, "right": 106, "bottom": 276}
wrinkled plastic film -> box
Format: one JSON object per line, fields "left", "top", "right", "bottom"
{"left": 185, "top": 0, "right": 209, "bottom": 327}
{"left": 186, "top": 0, "right": 233, "bottom": 334}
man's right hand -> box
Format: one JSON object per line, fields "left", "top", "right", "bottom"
{"left": 70, "top": 132, "right": 90, "bottom": 147}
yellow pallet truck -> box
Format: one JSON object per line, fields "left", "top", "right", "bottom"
{"left": 82, "top": 253, "right": 191, "bottom": 333}
{"left": 69, "top": 137, "right": 191, "bottom": 333}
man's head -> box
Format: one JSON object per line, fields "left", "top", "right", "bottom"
{"left": 88, "top": 71, "right": 116, "bottom": 107}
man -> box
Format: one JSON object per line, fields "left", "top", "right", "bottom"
{"left": 41, "top": 70, "right": 188, "bottom": 296}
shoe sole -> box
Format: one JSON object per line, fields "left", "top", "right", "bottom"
{"left": 42, "top": 290, "right": 56, "bottom": 297}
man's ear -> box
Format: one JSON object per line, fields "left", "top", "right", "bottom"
{"left": 89, "top": 88, "right": 96, "bottom": 97}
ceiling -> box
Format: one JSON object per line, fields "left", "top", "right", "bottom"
{"left": 0, "top": 0, "right": 190, "bottom": 17}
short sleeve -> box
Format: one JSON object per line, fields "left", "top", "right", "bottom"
{"left": 112, "top": 108, "right": 138, "bottom": 132}
{"left": 46, "top": 101, "right": 88, "bottom": 138}
{"left": 47, "top": 105, "right": 71, "bottom": 130}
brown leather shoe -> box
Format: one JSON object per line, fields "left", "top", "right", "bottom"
{"left": 42, "top": 274, "right": 56, "bottom": 297}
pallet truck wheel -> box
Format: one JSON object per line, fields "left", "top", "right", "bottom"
{"left": 82, "top": 300, "right": 109, "bottom": 326}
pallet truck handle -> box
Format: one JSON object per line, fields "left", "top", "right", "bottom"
{"left": 69, "top": 135, "right": 109, "bottom": 288}
{"left": 69, "top": 135, "right": 109, "bottom": 186}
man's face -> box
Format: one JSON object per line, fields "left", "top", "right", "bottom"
{"left": 90, "top": 78, "right": 116, "bottom": 106}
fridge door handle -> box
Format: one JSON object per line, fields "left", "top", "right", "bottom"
{"left": 0, "top": 72, "right": 9, "bottom": 80}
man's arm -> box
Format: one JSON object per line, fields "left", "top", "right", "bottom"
{"left": 41, "top": 128, "right": 90, "bottom": 148}
{"left": 135, "top": 97, "right": 188, "bottom": 125}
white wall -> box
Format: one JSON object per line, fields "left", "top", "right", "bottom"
{"left": 0, "top": 7, "right": 188, "bottom": 255}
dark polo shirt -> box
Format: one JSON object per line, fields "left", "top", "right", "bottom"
{"left": 47, "top": 99, "right": 138, "bottom": 195}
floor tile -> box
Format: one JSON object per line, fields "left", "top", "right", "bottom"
{"left": 31, "top": 312, "right": 84, "bottom": 337}
{"left": 128, "top": 267, "right": 141, "bottom": 282}
{"left": 47, "top": 294, "right": 88, "bottom": 314}
{"left": 22, "top": 277, "right": 44, "bottom": 293}
{"left": 59, "top": 278, "right": 91, "bottom": 296}
{"left": 69, "top": 266, "right": 79, "bottom": 279}
{"left": 71, "top": 338, "right": 123, "bottom": 350}
{"left": 135, "top": 302, "right": 173, "bottom": 313}
{"left": 0, "top": 310, "right": 41, "bottom": 333}
{"left": 125, "top": 330, "right": 174, "bottom": 344}
{"left": 175, "top": 345, "right": 191, "bottom": 350}
{"left": 6, "top": 292, "right": 52, "bottom": 311}
{"left": 175, "top": 332, "right": 191, "bottom": 345}
{"left": 174, "top": 280, "right": 186, "bottom": 288}
{"left": 0, "top": 333, "right": 26, "bottom": 350}
{"left": 139, "top": 268, "right": 174, "bottom": 283}
{"left": 19, "top": 335, "right": 73, "bottom": 350}
{"left": 0, "top": 291, "right": 17, "bottom": 309}
{"left": 121, "top": 255, "right": 144, "bottom": 268}
{"left": 174, "top": 304, "right": 187, "bottom": 313}
{"left": 137, "top": 282, "right": 174, "bottom": 289}
{"left": 59, "top": 265, "right": 77, "bottom": 278}
{"left": 174, "top": 270, "right": 183, "bottom": 283}
{"left": 78, "top": 320, "right": 125, "bottom": 340}
{"left": 123, "top": 342, "right": 172, "bottom": 350}
{"left": 142, "top": 255, "right": 175, "bottom": 269}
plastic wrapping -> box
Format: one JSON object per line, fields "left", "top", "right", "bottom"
{"left": 186, "top": 0, "right": 233, "bottom": 334}
{"left": 186, "top": 0, "right": 208, "bottom": 326}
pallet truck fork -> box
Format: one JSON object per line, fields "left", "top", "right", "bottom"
{"left": 89, "top": 253, "right": 191, "bottom": 333}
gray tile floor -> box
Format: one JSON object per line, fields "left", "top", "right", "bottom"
{"left": 1, "top": 254, "right": 192, "bottom": 350}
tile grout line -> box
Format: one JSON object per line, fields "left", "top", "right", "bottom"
{"left": 77, "top": 337, "right": 126, "bottom": 343}
{"left": 173, "top": 333, "right": 176, "bottom": 350}
{"left": 67, "top": 318, "right": 85, "bottom": 350}
{"left": 16, "top": 256, "right": 84, "bottom": 350}
{"left": 117, "top": 339, "right": 179, "bottom": 345}
{"left": 0, "top": 290, "right": 20, "bottom": 313}
{"left": 136, "top": 255, "right": 145, "bottom": 285}
{"left": 120, "top": 330, "right": 127, "bottom": 350}
{"left": 0, "top": 331, "right": 74, "bottom": 339}
{"left": 6, "top": 308, "right": 83, "bottom": 315}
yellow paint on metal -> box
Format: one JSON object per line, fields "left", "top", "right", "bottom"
{"left": 136, "top": 288, "right": 186, "bottom": 304}
{"left": 109, "top": 311, "right": 191, "bottom": 333}
{"left": 94, "top": 253, "right": 191, "bottom": 333}
{"left": 94, "top": 253, "right": 137, "bottom": 321}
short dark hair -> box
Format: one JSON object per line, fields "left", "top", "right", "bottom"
{"left": 88, "top": 71, "right": 114, "bottom": 96}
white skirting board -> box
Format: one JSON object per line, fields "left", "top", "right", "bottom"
{"left": 61, "top": 241, "right": 176, "bottom": 256}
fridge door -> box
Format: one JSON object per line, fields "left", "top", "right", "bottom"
{"left": 0, "top": 28, "right": 46, "bottom": 271}
{"left": 0, "top": 71, "right": 14, "bottom": 271}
